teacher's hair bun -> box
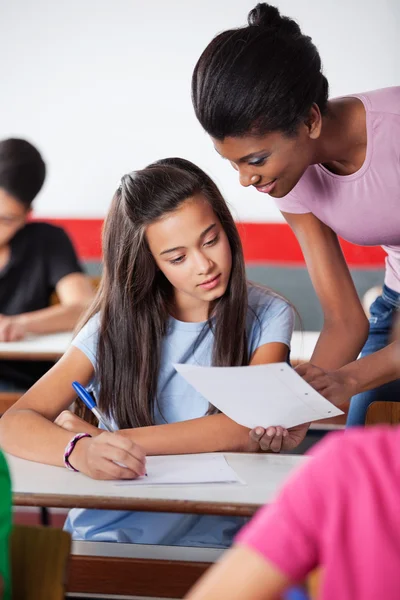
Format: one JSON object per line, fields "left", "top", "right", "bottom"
{"left": 247, "top": 3, "right": 301, "bottom": 37}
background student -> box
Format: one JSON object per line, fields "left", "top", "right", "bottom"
{"left": 191, "top": 2, "right": 400, "bottom": 426}
{"left": 0, "top": 157, "right": 298, "bottom": 547}
{"left": 185, "top": 341, "right": 400, "bottom": 600}
{"left": 0, "top": 138, "right": 94, "bottom": 391}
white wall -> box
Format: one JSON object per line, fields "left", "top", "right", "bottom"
{"left": 0, "top": 0, "right": 399, "bottom": 222}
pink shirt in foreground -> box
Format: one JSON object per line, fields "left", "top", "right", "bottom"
{"left": 237, "top": 426, "right": 400, "bottom": 600}
{"left": 274, "top": 87, "right": 400, "bottom": 292}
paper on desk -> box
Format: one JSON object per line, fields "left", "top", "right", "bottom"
{"left": 175, "top": 362, "right": 343, "bottom": 429}
{"left": 115, "top": 454, "right": 243, "bottom": 486}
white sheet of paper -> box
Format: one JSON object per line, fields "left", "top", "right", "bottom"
{"left": 115, "top": 454, "right": 243, "bottom": 486}
{"left": 175, "top": 362, "right": 343, "bottom": 429}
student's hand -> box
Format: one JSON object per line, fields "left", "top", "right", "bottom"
{"left": 249, "top": 423, "right": 309, "bottom": 452}
{"left": 0, "top": 315, "right": 27, "bottom": 342}
{"left": 68, "top": 432, "right": 146, "bottom": 480}
{"left": 296, "top": 363, "right": 356, "bottom": 406}
{"left": 55, "top": 410, "right": 101, "bottom": 436}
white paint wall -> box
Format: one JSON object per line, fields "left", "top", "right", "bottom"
{"left": 0, "top": 0, "right": 398, "bottom": 221}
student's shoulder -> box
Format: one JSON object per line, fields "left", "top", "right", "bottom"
{"left": 247, "top": 282, "right": 293, "bottom": 318}
{"left": 72, "top": 314, "right": 100, "bottom": 368}
{"left": 25, "top": 221, "right": 64, "bottom": 235}
{"left": 73, "top": 313, "right": 101, "bottom": 344}
{"left": 24, "top": 222, "right": 72, "bottom": 243}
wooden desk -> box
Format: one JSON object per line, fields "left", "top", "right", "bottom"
{"left": 9, "top": 452, "right": 306, "bottom": 517}
{"left": 0, "top": 332, "right": 72, "bottom": 361}
{"left": 9, "top": 452, "right": 307, "bottom": 598}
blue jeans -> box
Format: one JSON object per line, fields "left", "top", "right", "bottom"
{"left": 347, "top": 284, "right": 400, "bottom": 426}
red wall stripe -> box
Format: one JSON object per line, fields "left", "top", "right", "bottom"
{"left": 36, "top": 218, "right": 386, "bottom": 267}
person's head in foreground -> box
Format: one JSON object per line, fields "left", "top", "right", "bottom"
{"left": 0, "top": 138, "right": 45, "bottom": 249}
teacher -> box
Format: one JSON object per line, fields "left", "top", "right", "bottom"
{"left": 191, "top": 2, "right": 400, "bottom": 427}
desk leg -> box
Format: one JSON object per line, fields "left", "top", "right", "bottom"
{"left": 40, "top": 507, "right": 50, "bottom": 526}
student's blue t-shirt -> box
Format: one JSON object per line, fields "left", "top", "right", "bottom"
{"left": 64, "top": 283, "right": 294, "bottom": 547}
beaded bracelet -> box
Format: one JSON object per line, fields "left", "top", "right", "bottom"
{"left": 64, "top": 432, "right": 92, "bottom": 472}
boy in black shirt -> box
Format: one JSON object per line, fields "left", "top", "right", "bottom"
{"left": 0, "top": 138, "right": 94, "bottom": 390}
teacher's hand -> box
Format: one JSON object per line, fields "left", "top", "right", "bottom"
{"left": 249, "top": 423, "right": 309, "bottom": 452}
{"left": 295, "top": 363, "right": 355, "bottom": 407}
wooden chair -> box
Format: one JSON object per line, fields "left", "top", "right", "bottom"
{"left": 10, "top": 524, "right": 71, "bottom": 600}
{"left": 365, "top": 401, "right": 400, "bottom": 425}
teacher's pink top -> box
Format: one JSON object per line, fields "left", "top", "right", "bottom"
{"left": 274, "top": 87, "right": 400, "bottom": 291}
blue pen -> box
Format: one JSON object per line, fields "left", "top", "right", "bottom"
{"left": 72, "top": 380, "right": 148, "bottom": 476}
{"left": 72, "top": 381, "right": 115, "bottom": 432}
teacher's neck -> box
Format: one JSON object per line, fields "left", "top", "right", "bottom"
{"left": 312, "top": 97, "right": 367, "bottom": 176}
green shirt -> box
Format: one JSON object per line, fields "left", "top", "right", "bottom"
{"left": 0, "top": 452, "right": 11, "bottom": 600}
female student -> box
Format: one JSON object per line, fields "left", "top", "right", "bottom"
{"left": 0, "top": 138, "right": 94, "bottom": 391}
{"left": 0, "top": 157, "right": 298, "bottom": 546}
{"left": 191, "top": 3, "right": 400, "bottom": 426}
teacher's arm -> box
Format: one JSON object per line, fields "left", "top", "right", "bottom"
{"left": 282, "top": 211, "right": 369, "bottom": 370}
{"left": 297, "top": 342, "right": 400, "bottom": 406}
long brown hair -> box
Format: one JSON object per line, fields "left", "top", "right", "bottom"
{"left": 81, "top": 158, "right": 249, "bottom": 428}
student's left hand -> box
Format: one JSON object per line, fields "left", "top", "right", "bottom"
{"left": 55, "top": 410, "right": 102, "bottom": 437}
{"left": 249, "top": 423, "right": 309, "bottom": 452}
{"left": 0, "top": 315, "right": 26, "bottom": 342}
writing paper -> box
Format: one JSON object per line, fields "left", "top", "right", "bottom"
{"left": 115, "top": 453, "right": 243, "bottom": 486}
{"left": 175, "top": 362, "right": 343, "bottom": 429}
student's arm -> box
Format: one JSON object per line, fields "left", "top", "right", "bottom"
{"left": 0, "top": 273, "right": 94, "bottom": 341}
{"left": 297, "top": 341, "right": 400, "bottom": 406}
{"left": 282, "top": 212, "right": 369, "bottom": 369}
{"left": 57, "top": 342, "right": 290, "bottom": 455}
{"left": 186, "top": 545, "right": 289, "bottom": 600}
{"left": 0, "top": 347, "right": 145, "bottom": 480}
{"left": 116, "top": 342, "right": 289, "bottom": 454}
